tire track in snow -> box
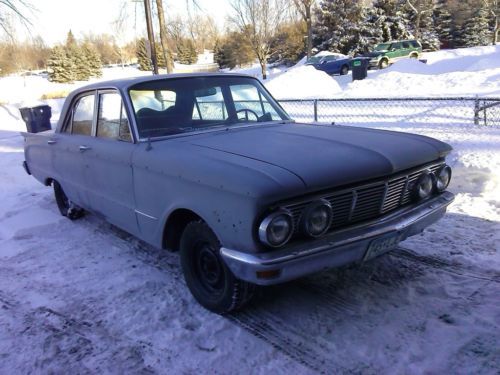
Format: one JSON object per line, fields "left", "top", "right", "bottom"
{"left": 391, "top": 247, "right": 500, "bottom": 283}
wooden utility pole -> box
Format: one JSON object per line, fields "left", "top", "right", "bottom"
{"left": 143, "top": 0, "right": 159, "bottom": 74}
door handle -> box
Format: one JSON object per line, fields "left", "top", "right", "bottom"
{"left": 47, "top": 140, "right": 57, "bottom": 145}
{"left": 79, "top": 145, "right": 91, "bottom": 152}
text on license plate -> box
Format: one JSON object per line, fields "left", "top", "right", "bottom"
{"left": 364, "top": 232, "right": 401, "bottom": 261}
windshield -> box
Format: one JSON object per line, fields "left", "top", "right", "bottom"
{"left": 129, "top": 76, "right": 289, "bottom": 139}
{"left": 374, "top": 43, "right": 391, "bottom": 51}
{"left": 307, "top": 56, "right": 323, "bottom": 64}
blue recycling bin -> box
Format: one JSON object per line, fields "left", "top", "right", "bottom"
{"left": 19, "top": 105, "right": 52, "bottom": 133}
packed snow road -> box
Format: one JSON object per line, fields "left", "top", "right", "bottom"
{"left": 1, "top": 120, "right": 499, "bottom": 373}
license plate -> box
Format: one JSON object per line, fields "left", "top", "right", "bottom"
{"left": 364, "top": 232, "right": 401, "bottom": 261}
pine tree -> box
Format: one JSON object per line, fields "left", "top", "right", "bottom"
{"left": 373, "top": 0, "right": 413, "bottom": 42}
{"left": 459, "top": 3, "right": 491, "bottom": 47}
{"left": 177, "top": 39, "right": 197, "bottom": 64}
{"left": 47, "top": 45, "right": 75, "bottom": 83}
{"left": 351, "top": 5, "right": 385, "bottom": 54}
{"left": 82, "top": 43, "right": 102, "bottom": 78}
{"left": 70, "top": 45, "right": 91, "bottom": 81}
{"left": 434, "top": 0, "right": 453, "bottom": 48}
{"left": 313, "top": 0, "right": 365, "bottom": 55}
{"left": 136, "top": 38, "right": 152, "bottom": 71}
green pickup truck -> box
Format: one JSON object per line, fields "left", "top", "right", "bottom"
{"left": 363, "top": 40, "right": 422, "bottom": 69}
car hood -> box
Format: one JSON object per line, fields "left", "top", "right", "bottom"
{"left": 187, "top": 123, "right": 452, "bottom": 191}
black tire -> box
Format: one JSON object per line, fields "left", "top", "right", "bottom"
{"left": 53, "top": 180, "right": 84, "bottom": 220}
{"left": 180, "top": 221, "right": 255, "bottom": 313}
{"left": 340, "top": 64, "right": 349, "bottom": 75}
{"left": 410, "top": 53, "right": 419, "bottom": 59}
{"left": 378, "top": 59, "right": 389, "bottom": 69}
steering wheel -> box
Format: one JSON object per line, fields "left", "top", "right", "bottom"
{"left": 235, "top": 108, "right": 259, "bottom": 121}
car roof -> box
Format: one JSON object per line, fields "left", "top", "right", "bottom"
{"left": 73, "top": 72, "right": 255, "bottom": 93}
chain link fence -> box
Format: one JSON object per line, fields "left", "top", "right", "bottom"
{"left": 278, "top": 97, "right": 500, "bottom": 127}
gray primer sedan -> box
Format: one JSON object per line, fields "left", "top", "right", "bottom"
{"left": 22, "top": 73, "right": 454, "bottom": 313}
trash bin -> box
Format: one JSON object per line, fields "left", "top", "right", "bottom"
{"left": 351, "top": 58, "right": 370, "bottom": 81}
{"left": 19, "top": 105, "right": 52, "bottom": 133}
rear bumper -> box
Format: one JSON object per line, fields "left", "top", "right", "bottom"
{"left": 220, "top": 192, "right": 454, "bottom": 285}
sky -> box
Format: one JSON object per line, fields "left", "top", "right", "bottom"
{"left": 13, "top": 0, "right": 231, "bottom": 45}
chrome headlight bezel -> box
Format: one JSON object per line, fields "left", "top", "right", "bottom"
{"left": 412, "top": 170, "right": 434, "bottom": 201}
{"left": 435, "top": 165, "right": 452, "bottom": 192}
{"left": 300, "top": 199, "right": 333, "bottom": 238}
{"left": 258, "top": 209, "right": 294, "bottom": 248}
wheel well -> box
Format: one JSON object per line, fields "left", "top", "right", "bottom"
{"left": 162, "top": 209, "right": 203, "bottom": 252}
{"left": 410, "top": 52, "right": 419, "bottom": 57}
{"left": 44, "top": 178, "right": 53, "bottom": 186}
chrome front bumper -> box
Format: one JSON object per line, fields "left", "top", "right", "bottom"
{"left": 220, "top": 192, "right": 454, "bottom": 285}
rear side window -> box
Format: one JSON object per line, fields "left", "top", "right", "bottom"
{"left": 410, "top": 40, "right": 420, "bottom": 48}
{"left": 72, "top": 94, "right": 95, "bottom": 136}
{"left": 402, "top": 42, "right": 411, "bottom": 49}
{"left": 97, "top": 92, "right": 132, "bottom": 142}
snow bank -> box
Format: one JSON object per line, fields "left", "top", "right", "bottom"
{"left": 265, "top": 65, "right": 342, "bottom": 99}
{"left": 341, "top": 44, "right": 500, "bottom": 98}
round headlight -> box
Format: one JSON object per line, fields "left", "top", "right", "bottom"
{"left": 435, "top": 165, "right": 452, "bottom": 192}
{"left": 412, "top": 171, "right": 434, "bottom": 201}
{"left": 301, "top": 199, "right": 333, "bottom": 237}
{"left": 259, "top": 210, "right": 293, "bottom": 247}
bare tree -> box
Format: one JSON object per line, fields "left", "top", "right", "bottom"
{"left": 292, "top": 0, "right": 314, "bottom": 59}
{"left": 231, "top": 0, "right": 286, "bottom": 79}
{"left": 155, "top": 0, "right": 174, "bottom": 73}
{"left": 0, "top": 0, "right": 34, "bottom": 38}
{"left": 491, "top": 0, "right": 499, "bottom": 44}
{"left": 406, "top": 0, "right": 435, "bottom": 40}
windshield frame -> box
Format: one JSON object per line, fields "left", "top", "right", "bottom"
{"left": 128, "top": 76, "right": 291, "bottom": 141}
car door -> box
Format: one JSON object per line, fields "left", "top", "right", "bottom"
{"left": 401, "top": 41, "right": 411, "bottom": 58}
{"left": 83, "top": 89, "right": 139, "bottom": 236}
{"left": 388, "top": 42, "right": 401, "bottom": 61}
{"left": 51, "top": 91, "right": 96, "bottom": 209}
{"left": 321, "top": 56, "right": 337, "bottom": 74}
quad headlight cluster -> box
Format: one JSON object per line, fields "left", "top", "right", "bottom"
{"left": 259, "top": 164, "right": 451, "bottom": 248}
{"left": 259, "top": 199, "right": 333, "bottom": 248}
{"left": 411, "top": 164, "right": 452, "bottom": 201}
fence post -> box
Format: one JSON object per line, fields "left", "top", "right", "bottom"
{"left": 473, "top": 96, "right": 480, "bottom": 125}
{"left": 313, "top": 99, "right": 318, "bottom": 122}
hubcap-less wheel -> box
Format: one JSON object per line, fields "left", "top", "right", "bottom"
{"left": 53, "top": 181, "right": 84, "bottom": 220}
{"left": 195, "top": 242, "right": 224, "bottom": 293}
{"left": 180, "top": 221, "right": 256, "bottom": 313}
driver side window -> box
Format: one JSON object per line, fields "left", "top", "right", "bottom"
{"left": 230, "top": 84, "right": 281, "bottom": 121}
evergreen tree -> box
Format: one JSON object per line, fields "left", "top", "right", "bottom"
{"left": 136, "top": 38, "right": 152, "bottom": 71}
{"left": 47, "top": 45, "right": 75, "bottom": 83}
{"left": 373, "top": 0, "right": 413, "bottom": 42}
{"left": 351, "top": 5, "right": 385, "bottom": 54}
{"left": 82, "top": 42, "right": 102, "bottom": 78}
{"left": 177, "top": 38, "right": 197, "bottom": 65}
{"left": 459, "top": 4, "right": 491, "bottom": 47}
{"left": 313, "top": 0, "right": 365, "bottom": 55}
{"left": 71, "top": 45, "right": 91, "bottom": 81}
{"left": 434, "top": 0, "right": 453, "bottom": 48}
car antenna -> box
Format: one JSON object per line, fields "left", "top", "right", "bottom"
{"left": 146, "top": 137, "right": 153, "bottom": 151}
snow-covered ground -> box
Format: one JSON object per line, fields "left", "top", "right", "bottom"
{"left": 0, "top": 45, "right": 499, "bottom": 373}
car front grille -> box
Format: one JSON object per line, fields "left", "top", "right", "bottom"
{"left": 283, "top": 161, "right": 443, "bottom": 235}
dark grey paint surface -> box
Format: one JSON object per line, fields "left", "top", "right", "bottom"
{"left": 23, "top": 74, "right": 452, "bottom": 255}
